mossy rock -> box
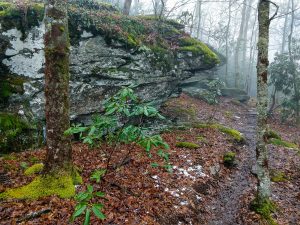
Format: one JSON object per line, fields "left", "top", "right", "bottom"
{"left": 268, "top": 138, "right": 298, "bottom": 150}
{"left": 223, "top": 151, "right": 236, "bottom": 167}
{"left": 250, "top": 198, "right": 278, "bottom": 225}
{"left": 0, "top": 112, "right": 37, "bottom": 153}
{"left": 176, "top": 142, "right": 200, "bottom": 149}
{"left": 0, "top": 1, "right": 44, "bottom": 38}
{"left": 178, "top": 36, "right": 220, "bottom": 66}
{"left": 24, "top": 163, "right": 44, "bottom": 176}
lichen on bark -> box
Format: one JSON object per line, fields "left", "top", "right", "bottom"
{"left": 43, "top": 0, "right": 72, "bottom": 174}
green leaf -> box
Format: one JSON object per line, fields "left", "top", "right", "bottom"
{"left": 93, "top": 203, "right": 104, "bottom": 209}
{"left": 71, "top": 204, "right": 87, "bottom": 221}
{"left": 75, "top": 192, "right": 89, "bottom": 202}
{"left": 84, "top": 209, "right": 91, "bottom": 225}
{"left": 95, "top": 192, "right": 106, "bottom": 198}
{"left": 92, "top": 205, "right": 106, "bottom": 220}
{"left": 151, "top": 162, "right": 159, "bottom": 168}
{"left": 87, "top": 184, "right": 93, "bottom": 193}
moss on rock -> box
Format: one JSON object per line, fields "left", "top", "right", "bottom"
{"left": 178, "top": 36, "right": 220, "bottom": 65}
{"left": 0, "top": 112, "right": 35, "bottom": 153}
{"left": 24, "top": 163, "right": 44, "bottom": 176}
{"left": 0, "top": 1, "right": 44, "bottom": 36}
{"left": 176, "top": 142, "right": 200, "bottom": 149}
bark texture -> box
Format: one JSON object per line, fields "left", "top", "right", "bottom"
{"left": 44, "top": 0, "right": 72, "bottom": 172}
{"left": 256, "top": 0, "right": 271, "bottom": 201}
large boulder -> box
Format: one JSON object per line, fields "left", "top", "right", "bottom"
{"left": 0, "top": 1, "right": 220, "bottom": 152}
{"left": 221, "top": 88, "right": 250, "bottom": 102}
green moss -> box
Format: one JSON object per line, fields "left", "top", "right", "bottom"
{"left": 269, "top": 138, "right": 298, "bottom": 149}
{"left": 0, "top": 75, "right": 27, "bottom": 104}
{"left": 0, "top": 113, "right": 36, "bottom": 153}
{"left": 270, "top": 171, "right": 288, "bottom": 182}
{"left": 0, "top": 2, "right": 44, "bottom": 34}
{"left": 24, "top": 163, "right": 44, "bottom": 176}
{"left": 266, "top": 130, "right": 281, "bottom": 140}
{"left": 224, "top": 111, "right": 233, "bottom": 119}
{"left": 176, "top": 142, "right": 200, "bottom": 149}
{"left": 197, "top": 136, "right": 208, "bottom": 144}
{"left": 178, "top": 37, "right": 220, "bottom": 65}
{"left": 223, "top": 151, "right": 236, "bottom": 167}
{"left": 0, "top": 173, "right": 75, "bottom": 199}
{"left": 250, "top": 198, "right": 278, "bottom": 225}
{"left": 191, "top": 123, "right": 245, "bottom": 143}
{"left": 213, "top": 124, "right": 245, "bottom": 143}
{"left": 1, "top": 154, "right": 17, "bottom": 160}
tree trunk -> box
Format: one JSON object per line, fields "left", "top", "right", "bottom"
{"left": 234, "top": 0, "right": 247, "bottom": 88}
{"left": 281, "top": 0, "right": 291, "bottom": 54}
{"left": 44, "top": 0, "right": 72, "bottom": 172}
{"left": 123, "top": 0, "right": 133, "bottom": 15}
{"left": 256, "top": 0, "right": 271, "bottom": 202}
{"left": 241, "top": 0, "right": 254, "bottom": 85}
{"left": 196, "top": 0, "right": 202, "bottom": 39}
{"left": 225, "top": 0, "right": 232, "bottom": 86}
{"left": 246, "top": 11, "right": 257, "bottom": 94}
{"left": 288, "top": 0, "right": 300, "bottom": 125}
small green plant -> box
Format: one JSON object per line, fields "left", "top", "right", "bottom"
{"left": 250, "top": 198, "right": 278, "bottom": 225}
{"left": 20, "top": 162, "right": 28, "bottom": 170}
{"left": 223, "top": 151, "right": 236, "bottom": 167}
{"left": 72, "top": 169, "right": 107, "bottom": 224}
{"left": 65, "top": 86, "right": 171, "bottom": 171}
{"left": 71, "top": 184, "right": 106, "bottom": 224}
{"left": 90, "top": 169, "right": 106, "bottom": 183}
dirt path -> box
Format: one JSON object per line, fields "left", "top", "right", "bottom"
{"left": 201, "top": 108, "right": 257, "bottom": 225}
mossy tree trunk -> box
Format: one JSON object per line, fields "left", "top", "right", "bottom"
{"left": 44, "top": 0, "right": 72, "bottom": 173}
{"left": 256, "top": 0, "right": 271, "bottom": 202}
{"left": 123, "top": 0, "right": 132, "bottom": 15}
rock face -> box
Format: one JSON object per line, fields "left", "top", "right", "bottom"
{"left": 0, "top": 2, "right": 220, "bottom": 152}
{"left": 1, "top": 27, "right": 192, "bottom": 122}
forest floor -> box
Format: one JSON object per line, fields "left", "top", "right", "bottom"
{"left": 0, "top": 94, "right": 300, "bottom": 225}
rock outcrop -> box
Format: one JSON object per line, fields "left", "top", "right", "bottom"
{"left": 0, "top": 1, "right": 220, "bottom": 152}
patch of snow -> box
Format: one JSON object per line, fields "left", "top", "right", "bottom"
{"left": 173, "top": 164, "right": 207, "bottom": 180}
